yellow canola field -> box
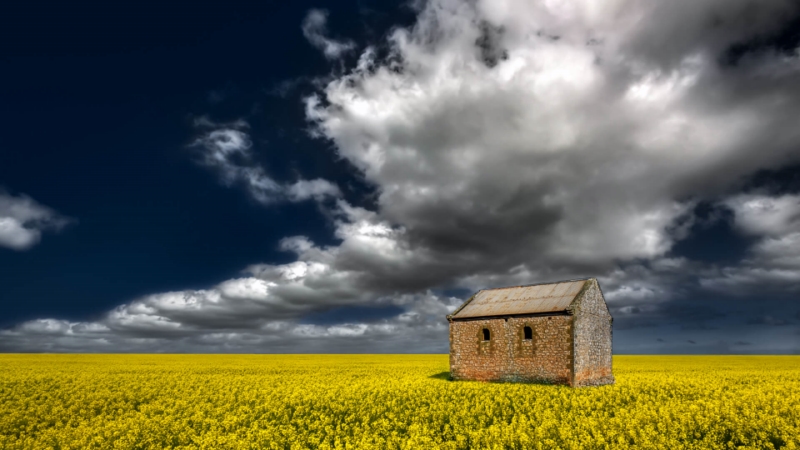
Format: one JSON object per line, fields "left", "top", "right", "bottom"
{"left": 1, "top": 355, "right": 798, "bottom": 450}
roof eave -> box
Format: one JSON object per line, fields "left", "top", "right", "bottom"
{"left": 450, "top": 310, "right": 573, "bottom": 321}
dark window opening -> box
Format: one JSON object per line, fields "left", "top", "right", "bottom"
{"left": 523, "top": 326, "right": 533, "bottom": 340}
{"left": 482, "top": 328, "right": 490, "bottom": 341}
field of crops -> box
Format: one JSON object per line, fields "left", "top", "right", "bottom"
{"left": 1, "top": 354, "right": 798, "bottom": 449}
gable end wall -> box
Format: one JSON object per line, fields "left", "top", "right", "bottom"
{"left": 572, "top": 279, "right": 615, "bottom": 386}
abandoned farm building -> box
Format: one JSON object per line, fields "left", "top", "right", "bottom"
{"left": 447, "top": 277, "right": 614, "bottom": 387}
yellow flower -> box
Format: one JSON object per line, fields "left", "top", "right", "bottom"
{"left": 0, "top": 354, "right": 798, "bottom": 449}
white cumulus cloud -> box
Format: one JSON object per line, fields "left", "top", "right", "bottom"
{"left": 0, "top": 191, "right": 73, "bottom": 250}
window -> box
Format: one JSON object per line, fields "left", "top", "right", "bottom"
{"left": 523, "top": 326, "right": 533, "bottom": 340}
{"left": 482, "top": 328, "right": 491, "bottom": 341}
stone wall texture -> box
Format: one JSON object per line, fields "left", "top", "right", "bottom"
{"left": 449, "top": 279, "right": 614, "bottom": 387}
{"left": 572, "top": 280, "right": 615, "bottom": 387}
{"left": 449, "top": 315, "right": 574, "bottom": 384}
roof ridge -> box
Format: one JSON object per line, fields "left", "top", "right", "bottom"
{"left": 480, "top": 277, "right": 594, "bottom": 292}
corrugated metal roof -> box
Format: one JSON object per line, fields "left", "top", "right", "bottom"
{"left": 451, "top": 279, "right": 589, "bottom": 319}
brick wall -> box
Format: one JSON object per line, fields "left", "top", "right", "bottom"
{"left": 449, "top": 315, "right": 574, "bottom": 384}
{"left": 572, "top": 280, "right": 614, "bottom": 386}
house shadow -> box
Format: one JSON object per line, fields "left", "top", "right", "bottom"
{"left": 428, "top": 371, "right": 452, "bottom": 381}
{"left": 426, "top": 372, "right": 573, "bottom": 385}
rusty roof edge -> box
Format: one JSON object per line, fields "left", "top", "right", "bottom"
{"left": 446, "top": 291, "right": 482, "bottom": 320}
{"left": 480, "top": 277, "right": 595, "bottom": 292}
{"left": 567, "top": 278, "right": 594, "bottom": 312}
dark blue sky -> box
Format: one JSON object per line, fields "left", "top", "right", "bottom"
{"left": 1, "top": 0, "right": 799, "bottom": 353}
{"left": 0, "top": 0, "right": 406, "bottom": 325}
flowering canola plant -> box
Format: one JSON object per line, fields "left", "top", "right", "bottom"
{"left": 1, "top": 355, "right": 798, "bottom": 449}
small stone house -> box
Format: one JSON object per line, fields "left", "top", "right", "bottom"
{"left": 447, "top": 278, "right": 614, "bottom": 387}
